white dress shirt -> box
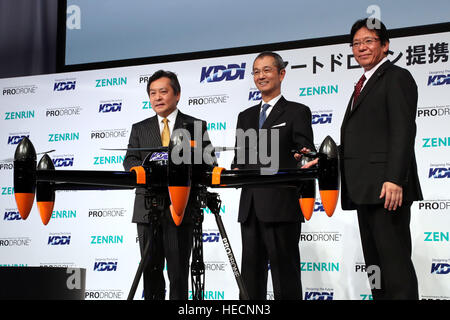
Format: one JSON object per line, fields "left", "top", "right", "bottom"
{"left": 260, "top": 93, "right": 282, "bottom": 119}
{"left": 156, "top": 108, "right": 178, "bottom": 135}
{"left": 361, "top": 57, "right": 388, "bottom": 90}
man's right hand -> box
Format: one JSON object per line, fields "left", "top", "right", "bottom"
{"left": 293, "top": 147, "right": 318, "bottom": 168}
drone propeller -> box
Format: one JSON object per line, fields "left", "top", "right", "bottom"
{"left": 1, "top": 149, "right": 55, "bottom": 163}
{"left": 101, "top": 146, "right": 238, "bottom": 152}
{"left": 101, "top": 147, "right": 168, "bottom": 152}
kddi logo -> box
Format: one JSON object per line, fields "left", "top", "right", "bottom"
{"left": 200, "top": 63, "right": 246, "bottom": 83}
{"left": 48, "top": 233, "right": 71, "bottom": 245}
{"left": 304, "top": 290, "right": 334, "bottom": 300}
{"left": 427, "top": 73, "right": 450, "bottom": 86}
{"left": 7, "top": 134, "right": 29, "bottom": 145}
{"left": 99, "top": 101, "right": 122, "bottom": 113}
{"left": 431, "top": 262, "right": 450, "bottom": 274}
{"left": 93, "top": 260, "right": 118, "bottom": 272}
{"left": 54, "top": 79, "right": 76, "bottom": 91}
{"left": 4, "top": 210, "right": 21, "bottom": 221}
{"left": 52, "top": 156, "right": 74, "bottom": 167}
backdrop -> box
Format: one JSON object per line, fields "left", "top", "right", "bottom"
{"left": 0, "top": 29, "right": 449, "bottom": 300}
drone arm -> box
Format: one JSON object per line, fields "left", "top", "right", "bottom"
{"left": 37, "top": 170, "right": 140, "bottom": 188}
{"left": 207, "top": 167, "right": 319, "bottom": 188}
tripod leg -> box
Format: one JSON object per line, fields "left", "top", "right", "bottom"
{"left": 190, "top": 210, "right": 205, "bottom": 300}
{"left": 127, "top": 236, "right": 151, "bottom": 300}
{"left": 127, "top": 218, "right": 160, "bottom": 300}
{"left": 213, "top": 212, "right": 250, "bottom": 300}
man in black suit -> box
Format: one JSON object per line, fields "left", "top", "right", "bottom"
{"left": 232, "top": 52, "right": 315, "bottom": 300}
{"left": 123, "top": 70, "right": 213, "bottom": 300}
{"left": 340, "top": 19, "right": 423, "bottom": 299}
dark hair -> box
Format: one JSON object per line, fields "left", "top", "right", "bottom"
{"left": 253, "top": 51, "right": 288, "bottom": 72}
{"left": 146, "top": 70, "right": 181, "bottom": 96}
{"left": 350, "top": 18, "right": 389, "bottom": 45}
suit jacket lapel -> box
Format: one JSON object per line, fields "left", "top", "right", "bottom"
{"left": 173, "top": 110, "right": 185, "bottom": 130}
{"left": 262, "top": 96, "right": 286, "bottom": 129}
{"left": 148, "top": 115, "right": 162, "bottom": 146}
{"left": 351, "top": 60, "right": 392, "bottom": 113}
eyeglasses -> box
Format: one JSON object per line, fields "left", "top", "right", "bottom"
{"left": 251, "top": 67, "right": 276, "bottom": 77}
{"left": 351, "top": 37, "right": 380, "bottom": 48}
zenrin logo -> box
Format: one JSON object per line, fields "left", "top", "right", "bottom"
{"left": 4, "top": 110, "right": 35, "bottom": 120}
{"left": 299, "top": 85, "right": 338, "bottom": 96}
{"left": 90, "top": 235, "right": 124, "bottom": 244}
{"left": 207, "top": 122, "right": 226, "bottom": 131}
{"left": 48, "top": 132, "right": 79, "bottom": 142}
{"left": 1, "top": 187, "right": 14, "bottom": 195}
{"left": 424, "top": 232, "right": 449, "bottom": 242}
{"left": 93, "top": 155, "right": 124, "bottom": 165}
{"left": 52, "top": 210, "right": 77, "bottom": 219}
{"left": 200, "top": 63, "right": 246, "bottom": 83}
{"left": 189, "top": 290, "right": 225, "bottom": 300}
{"left": 301, "top": 262, "right": 339, "bottom": 272}
{"left": 422, "top": 137, "right": 450, "bottom": 148}
{"left": 95, "top": 77, "right": 127, "bottom": 87}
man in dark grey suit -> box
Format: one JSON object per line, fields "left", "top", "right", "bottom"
{"left": 340, "top": 19, "right": 423, "bottom": 299}
{"left": 303, "top": 18, "right": 423, "bottom": 300}
{"left": 232, "top": 52, "right": 315, "bottom": 300}
{"left": 123, "top": 70, "right": 213, "bottom": 300}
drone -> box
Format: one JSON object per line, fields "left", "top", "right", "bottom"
{"left": 13, "top": 131, "right": 339, "bottom": 300}
{"left": 13, "top": 135, "right": 339, "bottom": 226}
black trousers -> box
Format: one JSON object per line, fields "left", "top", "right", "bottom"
{"left": 137, "top": 213, "right": 193, "bottom": 300}
{"left": 356, "top": 202, "right": 418, "bottom": 300}
{"left": 240, "top": 203, "right": 302, "bottom": 300}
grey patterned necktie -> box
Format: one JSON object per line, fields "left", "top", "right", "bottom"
{"left": 259, "top": 103, "right": 270, "bottom": 128}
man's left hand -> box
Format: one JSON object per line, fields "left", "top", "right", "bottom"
{"left": 379, "top": 181, "right": 403, "bottom": 211}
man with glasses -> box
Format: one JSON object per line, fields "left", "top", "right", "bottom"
{"left": 231, "top": 51, "right": 315, "bottom": 300}
{"left": 341, "top": 19, "right": 423, "bottom": 299}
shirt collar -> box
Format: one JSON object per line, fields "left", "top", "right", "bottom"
{"left": 363, "top": 57, "right": 388, "bottom": 82}
{"left": 157, "top": 108, "right": 178, "bottom": 124}
{"left": 261, "top": 94, "right": 282, "bottom": 108}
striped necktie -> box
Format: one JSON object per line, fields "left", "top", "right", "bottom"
{"left": 352, "top": 74, "right": 366, "bottom": 109}
{"left": 259, "top": 103, "right": 270, "bottom": 128}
